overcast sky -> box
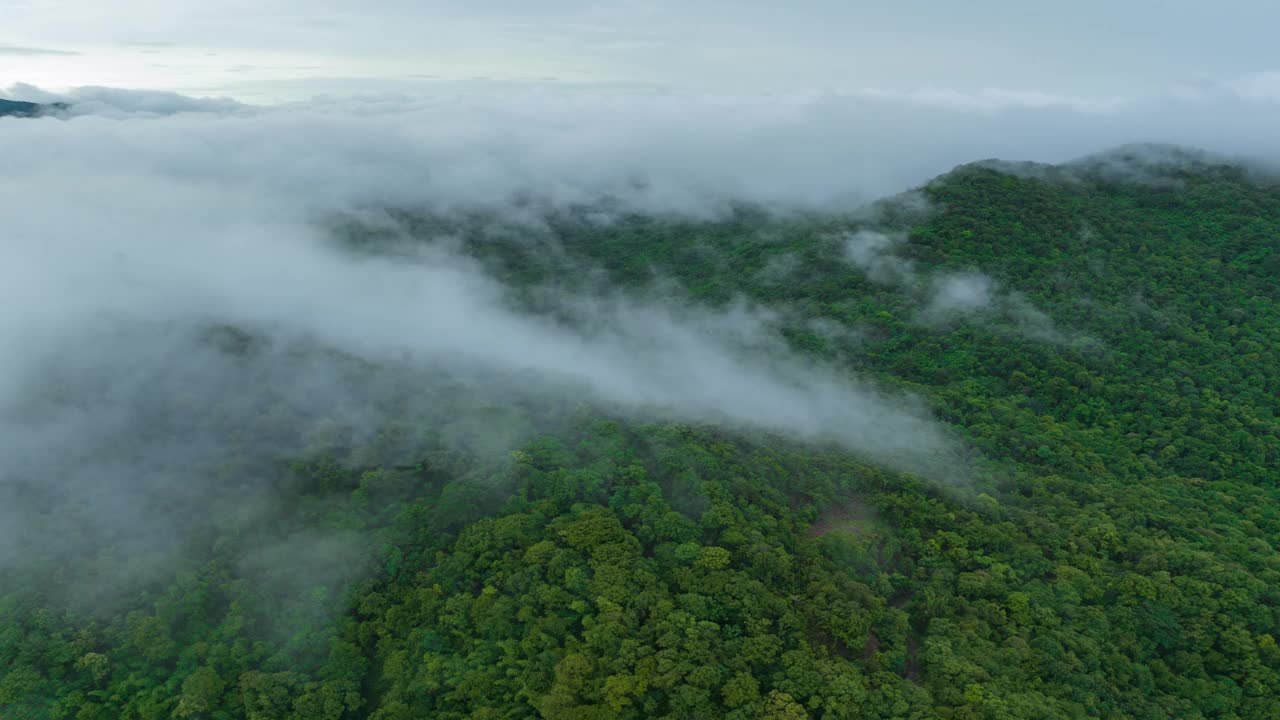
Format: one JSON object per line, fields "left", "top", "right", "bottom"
{"left": 3, "top": 1, "right": 1280, "bottom": 101}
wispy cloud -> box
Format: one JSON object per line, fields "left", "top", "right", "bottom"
{"left": 842, "top": 231, "right": 1088, "bottom": 345}
{"left": 0, "top": 45, "right": 78, "bottom": 56}
{"left": 0, "top": 86, "right": 983, "bottom": 603}
{"left": 0, "top": 74, "right": 1274, "bottom": 603}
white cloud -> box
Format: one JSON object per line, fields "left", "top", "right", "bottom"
{"left": 0, "top": 45, "right": 79, "bottom": 56}
{"left": 927, "top": 273, "right": 996, "bottom": 315}
{"left": 9, "top": 78, "right": 1279, "bottom": 210}
{"left": 843, "top": 230, "right": 917, "bottom": 285}
{"left": 920, "top": 273, "right": 1086, "bottom": 346}
{"left": 0, "top": 76, "right": 1276, "bottom": 600}
{"left": 839, "top": 231, "right": 1080, "bottom": 344}
{"left": 2, "top": 85, "right": 996, "bottom": 601}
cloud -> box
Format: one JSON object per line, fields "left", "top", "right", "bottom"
{"left": 5, "top": 82, "right": 247, "bottom": 116}
{"left": 844, "top": 230, "right": 918, "bottom": 285}
{"left": 0, "top": 45, "right": 79, "bottom": 56}
{"left": 2, "top": 75, "right": 1278, "bottom": 604}
{"left": 921, "top": 273, "right": 1088, "bottom": 346}
{"left": 0, "top": 158, "right": 958, "bottom": 468}
{"left": 841, "top": 230, "right": 1082, "bottom": 344}
{"left": 926, "top": 273, "right": 996, "bottom": 315}
{"left": 0, "top": 86, "right": 982, "bottom": 606}
{"left": 7, "top": 78, "right": 1280, "bottom": 204}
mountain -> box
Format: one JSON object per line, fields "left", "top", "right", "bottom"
{"left": 0, "top": 98, "right": 68, "bottom": 117}
{"left": 2, "top": 151, "right": 1278, "bottom": 719}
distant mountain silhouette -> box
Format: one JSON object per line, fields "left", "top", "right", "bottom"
{"left": 0, "top": 98, "right": 68, "bottom": 117}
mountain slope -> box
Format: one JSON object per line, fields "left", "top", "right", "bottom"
{"left": 0, "top": 98, "right": 66, "bottom": 117}
{"left": 2, "top": 151, "right": 1279, "bottom": 719}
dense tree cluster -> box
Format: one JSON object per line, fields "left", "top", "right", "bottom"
{"left": 4, "top": 154, "right": 1279, "bottom": 718}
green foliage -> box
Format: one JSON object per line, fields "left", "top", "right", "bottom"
{"left": 5, "top": 156, "right": 1280, "bottom": 718}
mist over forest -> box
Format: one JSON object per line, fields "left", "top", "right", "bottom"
{"left": 3, "top": 77, "right": 1280, "bottom": 719}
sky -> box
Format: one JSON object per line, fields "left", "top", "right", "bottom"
{"left": 3, "top": 1, "right": 1280, "bottom": 102}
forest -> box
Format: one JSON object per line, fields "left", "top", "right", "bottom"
{"left": 2, "top": 149, "right": 1279, "bottom": 719}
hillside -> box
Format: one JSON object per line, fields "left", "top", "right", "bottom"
{"left": 2, "top": 152, "right": 1279, "bottom": 719}
{"left": 0, "top": 98, "right": 64, "bottom": 118}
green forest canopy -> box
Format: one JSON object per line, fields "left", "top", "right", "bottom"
{"left": 3, "top": 150, "right": 1279, "bottom": 719}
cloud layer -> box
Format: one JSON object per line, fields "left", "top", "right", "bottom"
{"left": 0, "top": 45, "right": 79, "bottom": 56}
{"left": 10, "top": 78, "right": 1280, "bottom": 204}
{"left": 2, "top": 79, "right": 1279, "bottom": 603}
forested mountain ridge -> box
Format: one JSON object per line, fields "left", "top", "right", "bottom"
{"left": 0, "top": 99, "right": 66, "bottom": 117}
{"left": 2, "top": 151, "right": 1279, "bottom": 719}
